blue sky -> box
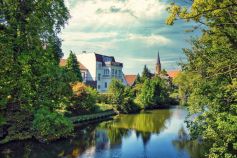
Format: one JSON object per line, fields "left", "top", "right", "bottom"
{"left": 61, "top": 0, "right": 199, "bottom": 74}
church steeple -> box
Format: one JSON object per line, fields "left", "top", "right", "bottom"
{"left": 156, "top": 51, "right": 161, "bottom": 75}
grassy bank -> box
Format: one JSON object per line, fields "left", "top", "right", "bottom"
{"left": 70, "top": 109, "right": 117, "bottom": 125}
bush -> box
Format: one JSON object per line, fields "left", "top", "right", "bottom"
{"left": 33, "top": 108, "right": 73, "bottom": 142}
{"left": 70, "top": 82, "right": 98, "bottom": 114}
{"left": 97, "top": 93, "right": 112, "bottom": 104}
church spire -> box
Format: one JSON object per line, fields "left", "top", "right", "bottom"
{"left": 156, "top": 51, "right": 161, "bottom": 75}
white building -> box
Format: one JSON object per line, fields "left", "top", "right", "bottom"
{"left": 77, "top": 52, "right": 127, "bottom": 92}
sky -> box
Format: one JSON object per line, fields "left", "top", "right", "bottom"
{"left": 61, "top": 0, "right": 199, "bottom": 74}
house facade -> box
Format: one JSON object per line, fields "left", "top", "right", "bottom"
{"left": 77, "top": 52, "right": 127, "bottom": 92}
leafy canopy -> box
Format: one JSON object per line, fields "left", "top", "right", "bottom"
{"left": 166, "top": 0, "right": 237, "bottom": 157}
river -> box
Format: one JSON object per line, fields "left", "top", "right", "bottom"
{"left": 0, "top": 106, "right": 205, "bottom": 158}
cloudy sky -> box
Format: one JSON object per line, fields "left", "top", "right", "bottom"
{"left": 61, "top": 0, "right": 199, "bottom": 74}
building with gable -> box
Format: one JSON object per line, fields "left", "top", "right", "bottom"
{"left": 76, "top": 52, "right": 127, "bottom": 92}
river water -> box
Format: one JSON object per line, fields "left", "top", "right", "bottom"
{"left": 0, "top": 107, "right": 205, "bottom": 158}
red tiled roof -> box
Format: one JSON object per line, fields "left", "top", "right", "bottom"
{"left": 167, "top": 70, "right": 181, "bottom": 78}
{"left": 125, "top": 75, "right": 137, "bottom": 86}
{"left": 59, "top": 59, "right": 87, "bottom": 70}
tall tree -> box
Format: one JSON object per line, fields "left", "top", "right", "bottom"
{"left": 135, "top": 73, "right": 141, "bottom": 84}
{"left": 141, "top": 65, "right": 152, "bottom": 81}
{"left": 66, "top": 51, "right": 83, "bottom": 82}
{"left": 167, "top": 0, "right": 237, "bottom": 157}
{"left": 0, "top": 0, "right": 73, "bottom": 143}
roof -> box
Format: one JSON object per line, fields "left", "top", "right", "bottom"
{"left": 95, "top": 53, "right": 115, "bottom": 62}
{"left": 94, "top": 53, "right": 123, "bottom": 67}
{"left": 167, "top": 70, "right": 181, "bottom": 78}
{"left": 59, "top": 59, "right": 87, "bottom": 70}
{"left": 125, "top": 75, "right": 137, "bottom": 86}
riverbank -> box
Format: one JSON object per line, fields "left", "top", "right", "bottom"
{"left": 0, "top": 107, "right": 205, "bottom": 158}
{"left": 69, "top": 104, "right": 180, "bottom": 126}
{"left": 70, "top": 110, "right": 117, "bottom": 126}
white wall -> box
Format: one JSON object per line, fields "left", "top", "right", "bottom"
{"left": 77, "top": 53, "right": 96, "bottom": 81}
{"left": 77, "top": 52, "right": 127, "bottom": 93}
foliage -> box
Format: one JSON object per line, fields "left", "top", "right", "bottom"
{"left": 95, "top": 103, "right": 113, "bottom": 112}
{"left": 173, "top": 72, "right": 201, "bottom": 105}
{"left": 135, "top": 73, "right": 141, "bottom": 84}
{"left": 65, "top": 51, "right": 83, "bottom": 82}
{"left": 0, "top": 0, "right": 72, "bottom": 142}
{"left": 108, "top": 78, "right": 140, "bottom": 113}
{"left": 167, "top": 0, "right": 237, "bottom": 157}
{"left": 135, "top": 77, "right": 170, "bottom": 109}
{"left": 33, "top": 108, "right": 73, "bottom": 142}
{"left": 108, "top": 79, "right": 126, "bottom": 105}
{"left": 141, "top": 65, "right": 152, "bottom": 81}
{"left": 97, "top": 93, "right": 113, "bottom": 104}
{"left": 70, "top": 82, "right": 98, "bottom": 115}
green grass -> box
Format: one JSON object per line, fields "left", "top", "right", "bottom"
{"left": 96, "top": 103, "right": 114, "bottom": 112}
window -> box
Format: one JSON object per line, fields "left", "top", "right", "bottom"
{"left": 104, "top": 69, "right": 109, "bottom": 75}
{"left": 98, "top": 74, "right": 101, "bottom": 81}
{"left": 118, "top": 70, "right": 121, "bottom": 75}
{"left": 105, "top": 82, "right": 107, "bottom": 88}
{"left": 115, "top": 70, "right": 117, "bottom": 75}
{"left": 112, "top": 69, "right": 114, "bottom": 75}
{"left": 103, "top": 56, "right": 112, "bottom": 62}
{"left": 98, "top": 85, "right": 100, "bottom": 89}
{"left": 81, "top": 72, "right": 85, "bottom": 80}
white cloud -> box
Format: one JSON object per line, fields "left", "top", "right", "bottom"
{"left": 61, "top": 32, "right": 118, "bottom": 41}
{"left": 128, "top": 33, "right": 171, "bottom": 45}
{"left": 66, "top": 0, "right": 168, "bottom": 29}
{"left": 127, "top": 57, "right": 154, "bottom": 62}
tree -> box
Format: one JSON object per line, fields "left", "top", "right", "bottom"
{"left": 66, "top": 51, "right": 83, "bottom": 82}
{"left": 166, "top": 0, "right": 237, "bottom": 157}
{"left": 135, "top": 73, "right": 141, "bottom": 84}
{"left": 141, "top": 65, "right": 152, "bottom": 81}
{"left": 135, "top": 77, "right": 170, "bottom": 109}
{"left": 108, "top": 79, "right": 125, "bottom": 106}
{"left": 108, "top": 78, "right": 139, "bottom": 113}
{"left": 0, "top": 0, "right": 73, "bottom": 143}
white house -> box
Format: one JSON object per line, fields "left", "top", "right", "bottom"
{"left": 77, "top": 52, "right": 127, "bottom": 92}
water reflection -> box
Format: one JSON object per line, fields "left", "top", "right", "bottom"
{"left": 0, "top": 107, "right": 204, "bottom": 158}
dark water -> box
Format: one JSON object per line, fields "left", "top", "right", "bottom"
{"left": 0, "top": 107, "right": 205, "bottom": 158}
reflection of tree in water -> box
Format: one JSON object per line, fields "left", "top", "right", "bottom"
{"left": 172, "top": 127, "right": 206, "bottom": 158}
{"left": 98, "top": 109, "right": 172, "bottom": 147}
{"left": 110, "top": 109, "right": 172, "bottom": 133}
{"left": 0, "top": 109, "right": 175, "bottom": 158}
{"left": 0, "top": 125, "right": 98, "bottom": 158}
{"left": 139, "top": 132, "right": 151, "bottom": 145}
{"left": 98, "top": 122, "right": 130, "bottom": 146}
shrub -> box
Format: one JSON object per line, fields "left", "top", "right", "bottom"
{"left": 97, "top": 93, "right": 112, "bottom": 104}
{"left": 33, "top": 108, "right": 73, "bottom": 142}
{"left": 70, "top": 82, "right": 98, "bottom": 114}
